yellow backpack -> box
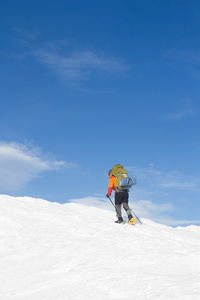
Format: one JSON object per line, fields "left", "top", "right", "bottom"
{"left": 112, "top": 164, "right": 136, "bottom": 191}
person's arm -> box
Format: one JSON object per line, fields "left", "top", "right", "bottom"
{"left": 107, "top": 176, "right": 116, "bottom": 196}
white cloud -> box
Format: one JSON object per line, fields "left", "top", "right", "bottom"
{"left": 32, "top": 48, "right": 127, "bottom": 84}
{"left": 14, "top": 31, "right": 128, "bottom": 87}
{"left": 0, "top": 141, "right": 72, "bottom": 190}
{"left": 69, "top": 195, "right": 113, "bottom": 211}
{"left": 131, "top": 199, "right": 174, "bottom": 215}
{"left": 161, "top": 100, "right": 195, "bottom": 121}
{"left": 163, "top": 49, "right": 200, "bottom": 66}
{"left": 13, "top": 28, "right": 40, "bottom": 41}
{"left": 153, "top": 218, "right": 200, "bottom": 226}
{"left": 69, "top": 194, "right": 199, "bottom": 226}
{"left": 159, "top": 181, "right": 198, "bottom": 189}
{"left": 162, "top": 107, "right": 194, "bottom": 121}
{"left": 162, "top": 49, "right": 200, "bottom": 81}
{"left": 126, "top": 165, "right": 200, "bottom": 192}
{"left": 69, "top": 195, "right": 170, "bottom": 218}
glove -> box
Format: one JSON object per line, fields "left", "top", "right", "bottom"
{"left": 106, "top": 194, "right": 109, "bottom": 198}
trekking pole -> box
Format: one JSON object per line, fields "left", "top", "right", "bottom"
{"left": 108, "top": 196, "right": 116, "bottom": 209}
{"left": 130, "top": 208, "right": 142, "bottom": 225}
{"left": 108, "top": 196, "right": 119, "bottom": 216}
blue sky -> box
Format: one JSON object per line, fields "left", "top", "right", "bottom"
{"left": 1, "top": 0, "right": 200, "bottom": 225}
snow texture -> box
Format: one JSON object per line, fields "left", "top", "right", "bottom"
{"left": 0, "top": 195, "right": 200, "bottom": 300}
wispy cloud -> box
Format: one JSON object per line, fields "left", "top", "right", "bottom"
{"left": 69, "top": 194, "right": 200, "bottom": 226}
{"left": 162, "top": 107, "right": 194, "bottom": 121}
{"left": 159, "top": 181, "right": 198, "bottom": 189}
{"left": 13, "top": 27, "right": 40, "bottom": 41}
{"left": 69, "top": 195, "right": 174, "bottom": 217}
{"left": 163, "top": 49, "right": 200, "bottom": 66}
{"left": 126, "top": 165, "right": 200, "bottom": 192}
{"left": 163, "top": 49, "right": 200, "bottom": 81}
{"left": 0, "top": 141, "right": 73, "bottom": 190}
{"left": 131, "top": 199, "right": 174, "bottom": 215}
{"left": 161, "top": 100, "right": 195, "bottom": 121}
{"left": 13, "top": 29, "right": 128, "bottom": 86}
{"left": 151, "top": 217, "right": 200, "bottom": 226}
{"left": 32, "top": 48, "right": 127, "bottom": 84}
{"left": 69, "top": 195, "right": 112, "bottom": 211}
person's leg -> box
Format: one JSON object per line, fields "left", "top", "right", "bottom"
{"left": 115, "top": 192, "right": 123, "bottom": 222}
{"left": 122, "top": 191, "right": 133, "bottom": 220}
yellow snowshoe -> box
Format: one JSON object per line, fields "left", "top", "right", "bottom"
{"left": 128, "top": 217, "right": 137, "bottom": 226}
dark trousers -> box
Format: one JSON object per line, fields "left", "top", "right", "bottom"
{"left": 115, "top": 190, "right": 132, "bottom": 219}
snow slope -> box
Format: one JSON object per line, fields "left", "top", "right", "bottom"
{"left": 0, "top": 195, "right": 200, "bottom": 300}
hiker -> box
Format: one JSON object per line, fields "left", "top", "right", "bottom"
{"left": 106, "top": 169, "right": 133, "bottom": 223}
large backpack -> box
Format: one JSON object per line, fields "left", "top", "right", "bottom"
{"left": 112, "top": 164, "right": 136, "bottom": 191}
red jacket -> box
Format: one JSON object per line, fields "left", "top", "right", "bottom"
{"left": 107, "top": 174, "right": 116, "bottom": 196}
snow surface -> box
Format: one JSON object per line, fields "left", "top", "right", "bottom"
{"left": 1, "top": 195, "right": 200, "bottom": 300}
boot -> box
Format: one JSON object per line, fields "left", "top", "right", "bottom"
{"left": 115, "top": 217, "right": 123, "bottom": 223}
{"left": 128, "top": 215, "right": 133, "bottom": 221}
